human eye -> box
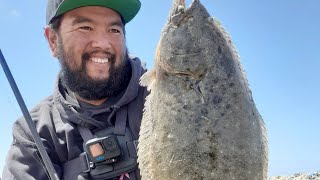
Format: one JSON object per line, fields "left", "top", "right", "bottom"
{"left": 79, "top": 26, "right": 93, "bottom": 31}
{"left": 110, "top": 29, "right": 120, "bottom": 33}
{"left": 109, "top": 29, "right": 120, "bottom": 33}
{"left": 108, "top": 27, "right": 123, "bottom": 34}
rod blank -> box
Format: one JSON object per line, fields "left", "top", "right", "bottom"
{"left": 0, "top": 49, "right": 60, "bottom": 180}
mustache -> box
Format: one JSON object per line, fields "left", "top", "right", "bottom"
{"left": 82, "top": 50, "right": 115, "bottom": 62}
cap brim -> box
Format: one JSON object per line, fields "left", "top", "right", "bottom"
{"left": 55, "top": 0, "right": 141, "bottom": 24}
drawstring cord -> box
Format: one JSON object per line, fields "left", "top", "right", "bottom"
{"left": 68, "top": 105, "right": 107, "bottom": 128}
{"left": 107, "top": 105, "right": 120, "bottom": 125}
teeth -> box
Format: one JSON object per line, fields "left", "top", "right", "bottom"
{"left": 91, "top": 57, "right": 109, "bottom": 63}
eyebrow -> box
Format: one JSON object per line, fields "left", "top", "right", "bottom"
{"left": 110, "top": 20, "right": 124, "bottom": 28}
{"left": 71, "top": 16, "right": 93, "bottom": 26}
{"left": 71, "top": 15, "right": 124, "bottom": 29}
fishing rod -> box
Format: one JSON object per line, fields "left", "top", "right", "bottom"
{"left": 0, "top": 49, "right": 60, "bottom": 180}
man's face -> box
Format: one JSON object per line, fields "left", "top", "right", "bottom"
{"left": 48, "top": 6, "right": 131, "bottom": 101}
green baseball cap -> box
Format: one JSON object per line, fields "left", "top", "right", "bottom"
{"left": 46, "top": 0, "right": 141, "bottom": 24}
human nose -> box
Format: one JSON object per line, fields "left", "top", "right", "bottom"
{"left": 91, "top": 32, "right": 112, "bottom": 50}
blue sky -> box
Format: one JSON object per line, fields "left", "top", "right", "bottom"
{"left": 0, "top": 0, "right": 319, "bottom": 177}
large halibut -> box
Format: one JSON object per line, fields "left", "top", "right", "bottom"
{"left": 138, "top": 0, "right": 268, "bottom": 179}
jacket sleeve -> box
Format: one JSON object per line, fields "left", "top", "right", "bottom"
{"left": 2, "top": 120, "right": 62, "bottom": 180}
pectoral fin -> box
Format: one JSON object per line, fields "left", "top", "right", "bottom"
{"left": 140, "top": 69, "right": 156, "bottom": 91}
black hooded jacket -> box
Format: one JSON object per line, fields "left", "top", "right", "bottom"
{"left": 2, "top": 57, "right": 147, "bottom": 180}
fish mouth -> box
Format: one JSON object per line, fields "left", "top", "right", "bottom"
{"left": 170, "top": 0, "right": 199, "bottom": 19}
{"left": 158, "top": 48, "right": 206, "bottom": 79}
{"left": 169, "top": 0, "right": 201, "bottom": 26}
{"left": 173, "top": 0, "right": 186, "bottom": 15}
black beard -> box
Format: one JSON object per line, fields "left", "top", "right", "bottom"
{"left": 56, "top": 38, "right": 131, "bottom": 101}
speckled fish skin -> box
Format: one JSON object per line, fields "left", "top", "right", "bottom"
{"left": 138, "top": 0, "right": 268, "bottom": 179}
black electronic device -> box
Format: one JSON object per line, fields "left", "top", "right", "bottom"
{"left": 85, "top": 135, "right": 122, "bottom": 164}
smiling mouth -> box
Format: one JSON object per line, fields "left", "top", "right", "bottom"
{"left": 90, "top": 57, "right": 110, "bottom": 64}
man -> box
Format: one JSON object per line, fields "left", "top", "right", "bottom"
{"left": 2, "top": 0, "right": 146, "bottom": 179}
